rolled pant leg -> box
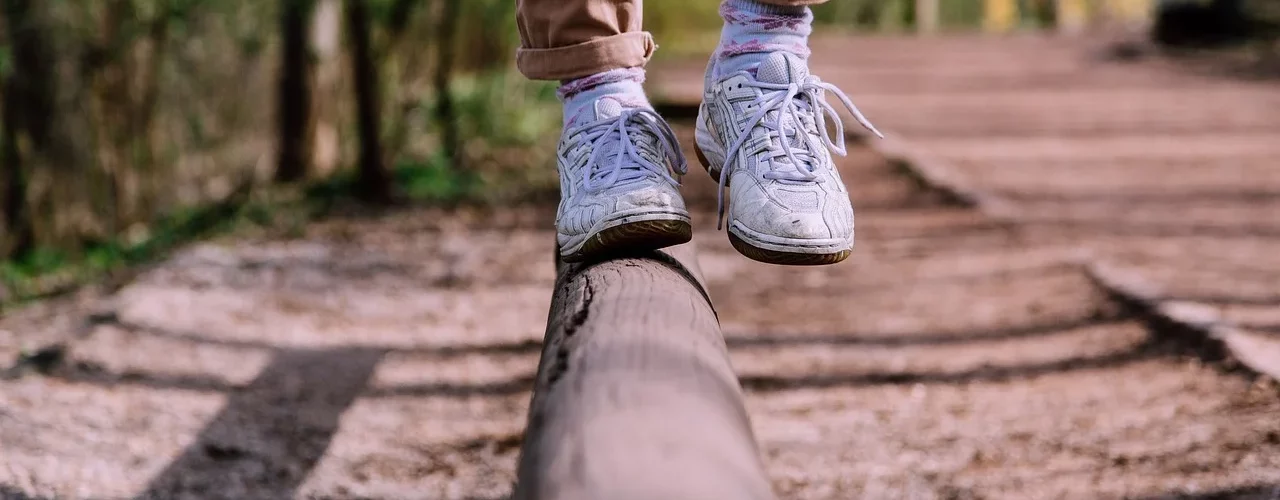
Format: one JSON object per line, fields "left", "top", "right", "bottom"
{"left": 516, "top": 0, "right": 653, "bottom": 80}
{"left": 515, "top": 0, "right": 829, "bottom": 81}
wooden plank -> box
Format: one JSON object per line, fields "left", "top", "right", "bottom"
{"left": 514, "top": 243, "right": 774, "bottom": 500}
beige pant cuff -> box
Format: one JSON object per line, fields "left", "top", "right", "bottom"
{"left": 517, "top": 31, "right": 655, "bottom": 81}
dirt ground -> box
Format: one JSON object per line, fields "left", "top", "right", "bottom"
{"left": 3, "top": 34, "right": 1280, "bottom": 500}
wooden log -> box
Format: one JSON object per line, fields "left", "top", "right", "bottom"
{"left": 514, "top": 243, "right": 774, "bottom": 500}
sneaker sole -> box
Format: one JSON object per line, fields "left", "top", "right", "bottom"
{"left": 728, "top": 231, "right": 851, "bottom": 266}
{"left": 696, "top": 141, "right": 851, "bottom": 266}
{"left": 560, "top": 217, "right": 693, "bottom": 263}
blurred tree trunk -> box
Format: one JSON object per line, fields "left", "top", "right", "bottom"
{"left": 435, "top": 0, "right": 461, "bottom": 168}
{"left": 129, "top": 2, "right": 171, "bottom": 228}
{"left": 1, "top": 0, "right": 99, "bottom": 256}
{"left": 1, "top": 1, "right": 38, "bottom": 258}
{"left": 916, "top": 0, "right": 939, "bottom": 32}
{"left": 276, "top": 0, "right": 316, "bottom": 183}
{"left": 381, "top": 0, "right": 428, "bottom": 167}
{"left": 310, "top": 0, "right": 343, "bottom": 178}
{"left": 2, "top": 76, "right": 34, "bottom": 259}
{"left": 91, "top": 0, "right": 171, "bottom": 231}
{"left": 345, "top": 0, "right": 392, "bottom": 203}
{"left": 386, "top": 0, "right": 420, "bottom": 42}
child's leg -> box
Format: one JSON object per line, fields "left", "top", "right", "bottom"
{"left": 516, "top": 0, "right": 691, "bottom": 262}
{"left": 515, "top": 0, "right": 651, "bottom": 82}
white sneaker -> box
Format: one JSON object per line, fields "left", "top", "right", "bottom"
{"left": 555, "top": 98, "right": 691, "bottom": 262}
{"left": 695, "top": 52, "right": 882, "bottom": 265}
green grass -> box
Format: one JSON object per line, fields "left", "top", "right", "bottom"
{"left": 304, "top": 155, "right": 484, "bottom": 208}
{"left": 1, "top": 191, "right": 258, "bottom": 307}
{"left": 396, "top": 158, "right": 483, "bottom": 201}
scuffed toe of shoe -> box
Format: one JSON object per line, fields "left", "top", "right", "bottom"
{"left": 740, "top": 208, "right": 834, "bottom": 240}
{"left": 731, "top": 187, "right": 835, "bottom": 241}
{"left": 614, "top": 185, "right": 687, "bottom": 215}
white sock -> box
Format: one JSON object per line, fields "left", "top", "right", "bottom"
{"left": 558, "top": 68, "right": 651, "bottom": 126}
{"left": 714, "top": 0, "right": 813, "bottom": 79}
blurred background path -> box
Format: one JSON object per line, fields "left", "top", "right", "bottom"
{"left": 652, "top": 32, "right": 1280, "bottom": 498}
{"left": 4, "top": 2, "right": 1280, "bottom": 499}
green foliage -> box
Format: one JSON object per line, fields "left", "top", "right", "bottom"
{"left": 940, "top": 0, "right": 985, "bottom": 27}
{"left": 0, "top": 45, "right": 11, "bottom": 77}
{"left": 303, "top": 154, "right": 478, "bottom": 207}
{"left": 646, "top": 0, "right": 723, "bottom": 58}
{"left": 445, "top": 71, "right": 562, "bottom": 202}
{"left": 374, "top": 69, "right": 561, "bottom": 204}
{"left": 394, "top": 156, "right": 483, "bottom": 202}
{"left": 455, "top": 0, "right": 522, "bottom": 70}
{"left": 449, "top": 71, "right": 560, "bottom": 147}
{"left": 813, "top": 0, "right": 914, "bottom": 31}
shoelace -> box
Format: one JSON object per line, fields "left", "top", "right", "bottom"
{"left": 715, "top": 76, "right": 883, "bottom": 229}
{"left": 559, "top": 108, "right": 688, "bottom": 194}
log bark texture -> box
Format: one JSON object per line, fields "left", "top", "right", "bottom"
{"left": 514, "top": 243, "right": 774, "bottom": 500}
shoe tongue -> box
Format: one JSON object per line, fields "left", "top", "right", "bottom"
{"left": 754, "top": 53, "right": 814, "bottom": 169}
{"left": 580, "top": 97, "right": 643, "bottom": 166}
{"left": 568, "top": 96, "right": 626, "bottom": 126}
{"left": 756, "top": 52, "right": 808, "bottom": 85}
{"left": 592, "top": 97, "right": 624, "bottom": 120}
